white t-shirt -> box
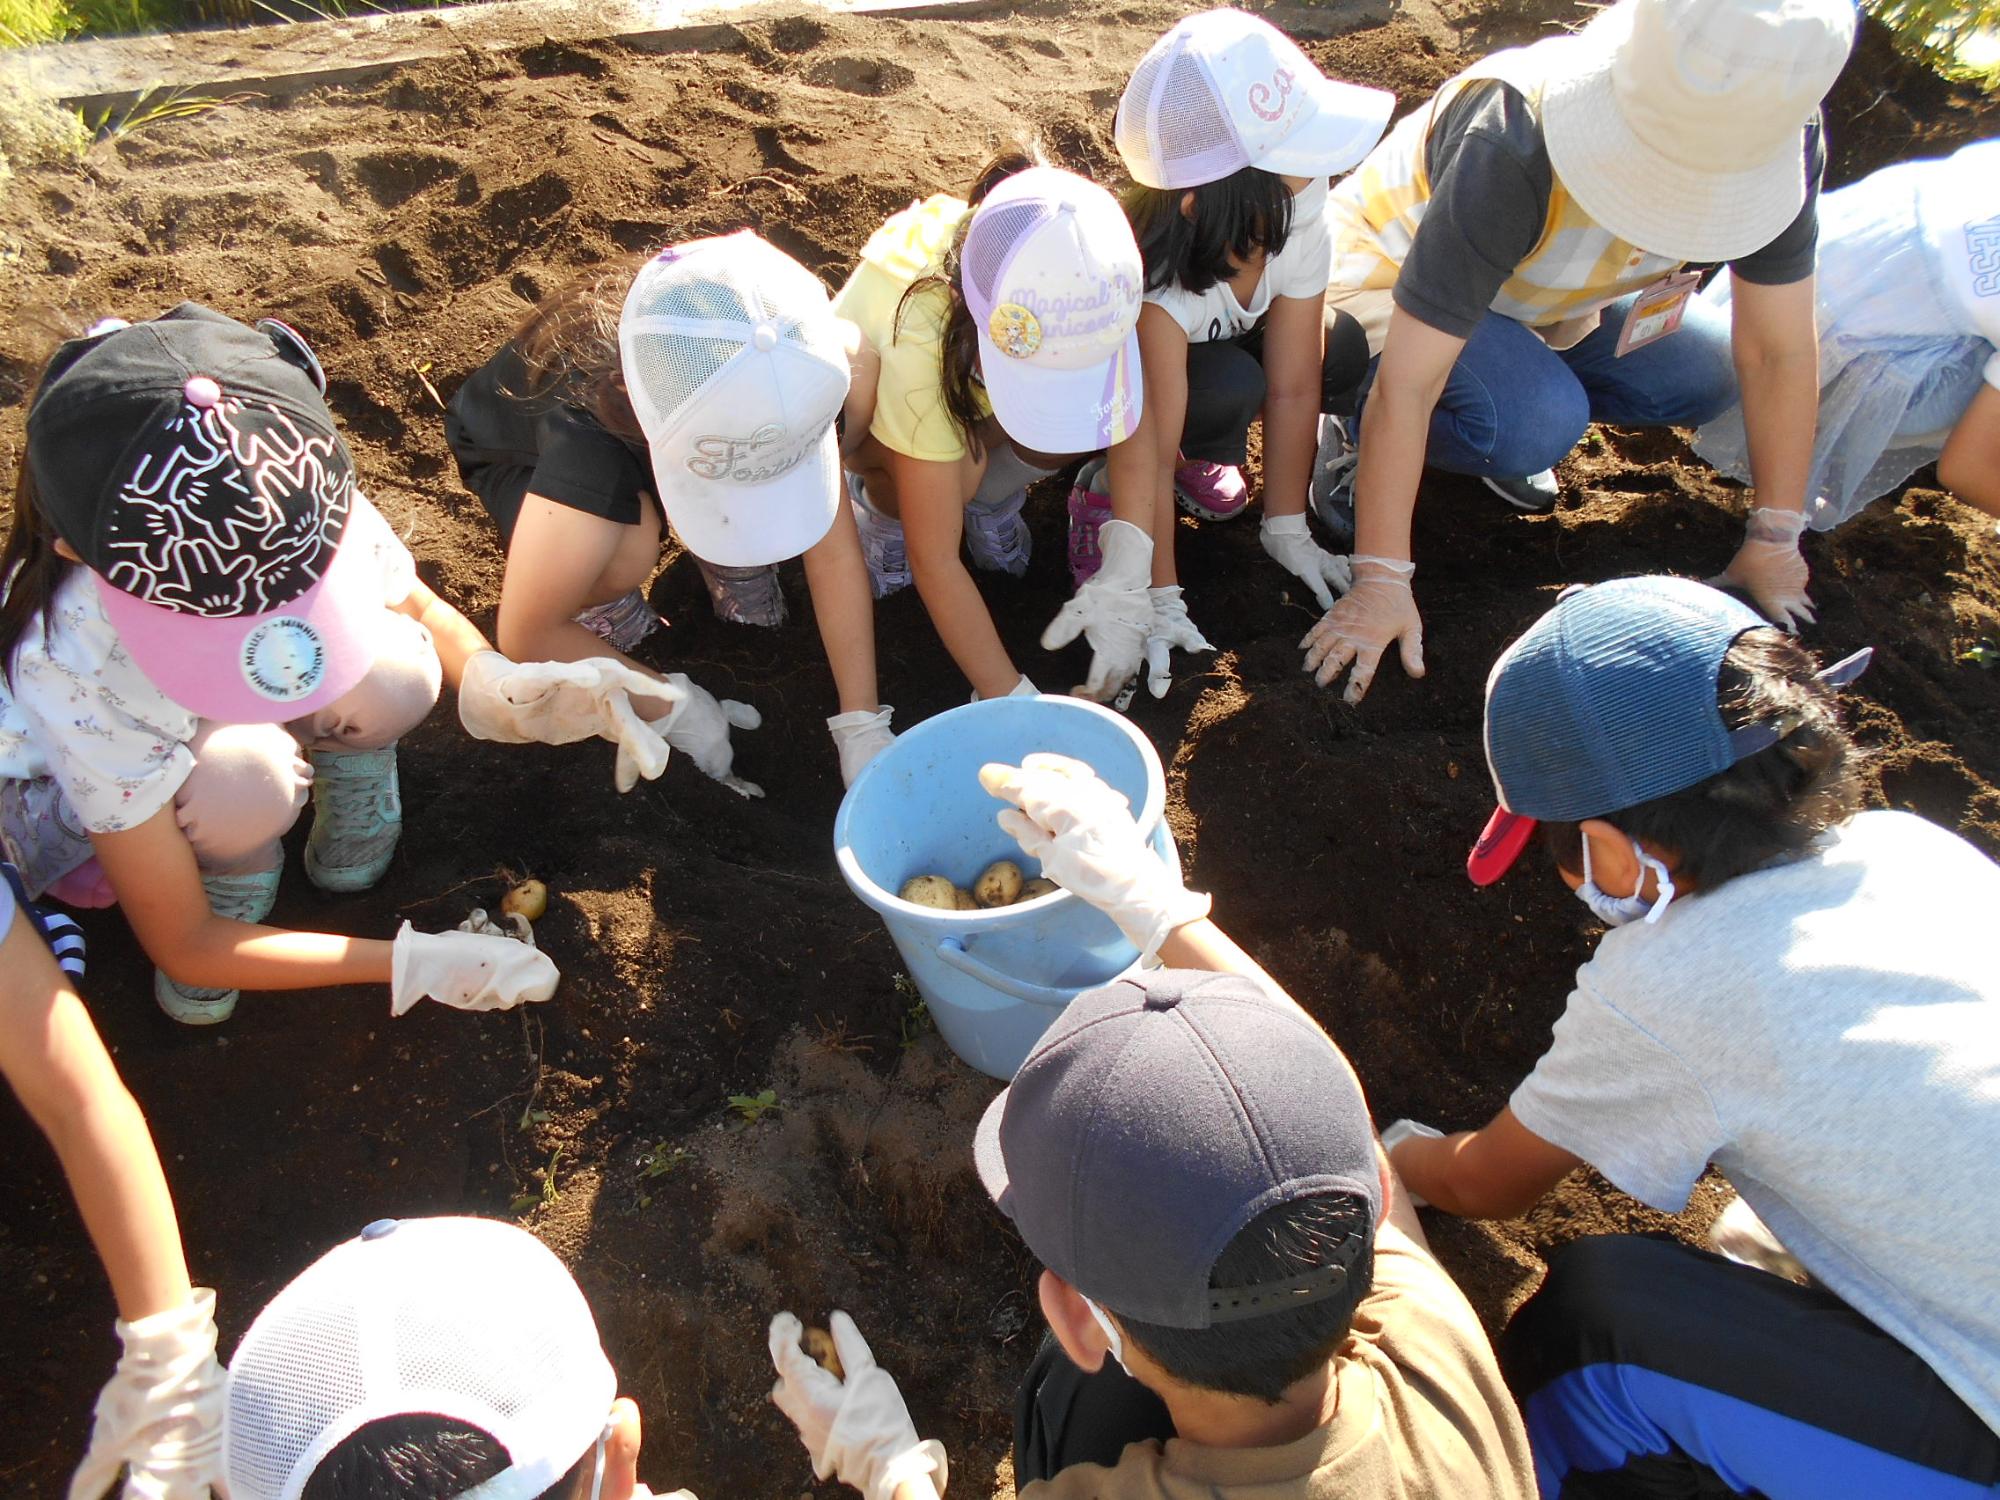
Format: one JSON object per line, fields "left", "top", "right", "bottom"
{"left": 0, "top": 494, "right": 417, "bottom": 840}
{"left": 1917, "top": 138, "right": 2000, "bottom": 391}
{"left": 1511, "top": 811, "right": 2000, "bottom": 1434}
{"left": 1145, "top": 176, "right": 1334, "bottom": 342}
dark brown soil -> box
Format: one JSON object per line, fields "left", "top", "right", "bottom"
{"left": 1, "top": 4, "right": 1996, "bottom": 1496}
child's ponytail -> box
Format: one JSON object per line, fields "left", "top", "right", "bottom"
{"left": 898, "top": 140, "right": 1049, "bottom": 458}
{"left": 1, "top": 339, "right": 84, "bottom": 690}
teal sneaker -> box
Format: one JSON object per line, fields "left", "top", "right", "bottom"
{"left": 154, "top": 866, "right": 283, "bottom": 1024}
{"left": 304, "top": 743, "right": 403, "bottom": 894}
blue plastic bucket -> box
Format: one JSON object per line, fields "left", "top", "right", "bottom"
{"left": 834, "top": 695, "right": 1174, "bottom": 1079}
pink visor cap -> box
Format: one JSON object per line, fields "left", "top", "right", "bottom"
{"left": 26, "top": 307, "right": 390, "bottom": 725}
{"left": 962, "top": 167, "right": 1145, "bottom": 455}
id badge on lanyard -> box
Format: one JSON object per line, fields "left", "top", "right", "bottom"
{"left": 1613, "top": 270, "right": 1702, "bottom": 357}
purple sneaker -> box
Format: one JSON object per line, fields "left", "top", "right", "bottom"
{"left": 964, "top": 486, "right": 1031, "bottom": 578}
{"left": 1174, "top": 455, "right": 1248, "bottom": 520}
{"left": 1066, "top": 459, "right": 1112, "bottom": 586}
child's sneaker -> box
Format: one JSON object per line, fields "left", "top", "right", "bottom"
{"left": 154, "top": 866, "right": 282, "bottom": 1024}
{"left": 848, "top": 472, "right": 912, "bottom": 598}
{"left": 304, "top": 743, "right": 403, "bottom": 894}
{"left": 573, "top": 588, "right": 662, "bottom": 652}
{"left": 1066, "top": 458, "right": 1113, "bottom": 586}
{"left": 964, "top": 486, "right": 1031, "bottom": 577}
{"left": 696, "top": 559, "right": 787, "bottom": 627}
{"left": 1174, "top": 455, "right": 1248, "bottom": 520}
{"left": 1309, "top": 414, "right": 1358, "bottom": 547}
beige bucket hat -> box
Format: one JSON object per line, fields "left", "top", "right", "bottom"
{"left": 1541, "top": 0, "right": 1856, "bottom": 264}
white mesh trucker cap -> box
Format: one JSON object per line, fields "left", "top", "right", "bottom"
{"left": 961, "top": 167, "right": 1145, "bottom": 454}
{"left": 222, "top": 1217, "right": 618, "bottom": 1500}
{"left": 1115, "top": 8, "right": 1395, "bottom": 190}
{"left": 619, "top": 231, "right": 850, "bottom": 568}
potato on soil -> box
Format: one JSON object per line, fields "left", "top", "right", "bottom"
{"left": 499, "top": 878, "right": 548, "bottom": 922}
{"left": 953, "top": 887, "right": 981, "bottom": 910}
{"left": 899, "top": 875, "right": 959, "bottom": 909}
{"left": 803, "top": 1325, "right": 845, "bottom": 1381}
{"left": 974, "top": 859, "right": 1024, "bottom": 908}
{"left": 1017, "top": 876, "right": 1060, "bottom": 902}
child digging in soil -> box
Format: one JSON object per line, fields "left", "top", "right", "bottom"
{"left": 834, "top": 150, "right": 1161, "bottom": 705}
{"left": 0, "top": 873, "right": 227, "bottom": 1500}
{"left": 1389, "top": 576, "right": 2000, "bottom": 1496}
{"left": 447, "top": 231, "right": 897, "bottom": 787}
{"left": 1696, "top": 137, "right": 2000, "bottom": 527}
{"left": 0, "top": 304, "right": 692, "bottom": 1024}
{"left": 1066, "top": 9, "right": 1393, "bottom": 696}
{"left": 769, "top": 753, "right": 1535, "bottom": 1500}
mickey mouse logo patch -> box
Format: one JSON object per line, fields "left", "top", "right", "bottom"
{"left": 240, "top": 617, "right": 328, "bottom": 703}
{"left": 988, "top": 303, "right": 1043, "bottom": 359}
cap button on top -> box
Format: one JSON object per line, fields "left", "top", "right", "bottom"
{"left": 1142, "top": 989, "right": 1181, "bottom": 1012}
{"left": 184, "top": 375, "right": 222, "bottom": 409}
{"left": 752, "top": 324, "right": 780, "bottom": 352}
{"left": 360, "top": 1218, "right": 400, "bottom": 1241}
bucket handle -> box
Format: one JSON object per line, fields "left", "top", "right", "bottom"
{"left": 934, "top": 938, "right": 1079, "bottom": 1010}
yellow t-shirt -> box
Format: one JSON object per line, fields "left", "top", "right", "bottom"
{"left": 1021, "top": 1227, "right": 1535, "bottom": 1500}
{"left": 832, "top": 194, "right": 993, "bottom": 465}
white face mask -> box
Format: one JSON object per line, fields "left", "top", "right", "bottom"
{"left": 1577, "top": 835, "right": 1676, "bottom": 927}
{"left": 1290, "top": 174, "right": 1329, "bottom": 227}
{"left": 1082, "top": 1296, "right": 1133, "bottom": 1376}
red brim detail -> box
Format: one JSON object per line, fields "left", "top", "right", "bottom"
{"left": 1467, "top": 808, "right": 1537, "bottom": 886}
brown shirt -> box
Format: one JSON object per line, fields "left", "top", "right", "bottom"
{"left": 1021, "top": 1228, "right": 1534, "bottom": 1500}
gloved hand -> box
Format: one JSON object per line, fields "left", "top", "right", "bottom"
{"left": 1380, "top": 1119, "right": 1444, "bottom": 1210}
{"left": 653, "top": 673, "right": 764, "bottom": 798}
{"left": 1300, "top": 555, "right": 1424, "bottom": 705}
{"left": 978, "top": 754, "right": 1210, "bottom": 960}
{"left": 1710, "top": 505, "right": 1815, "bottom": 631}
{"left": 457, "top": 651, "right": 675, "bottom": 794}
{"left": 970, "top": 676, "right": 1039, "bottom": 705}
{"left": 1259, "top": 512, "right": 1353, "bottom": 611}
{"left": 828, "top": 706, "right": 895, "bottom": 788}
{"left": 389, "top": 922, "right": 560, "bottom": 1017}
{"left": 70, "top": 1289, "right": 225, "bottom": 1500}
{"left": 769, "top": 1312, "right": 948, "bottom": 1500}
{"left": 1041, "top": 519, "right": 1153, "bottom": 704}
{"left": 1143, "top": 585, "right": 1215, "bottom": 699}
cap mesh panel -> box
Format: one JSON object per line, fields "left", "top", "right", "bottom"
{"left": 965, "top": 202, "right": 1055, "bottom": 306}
{"left": 1120, "top": 46, "right": 1242, "bottom": 187}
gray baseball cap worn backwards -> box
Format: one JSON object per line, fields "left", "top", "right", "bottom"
{"left": 974, "top": 969, "right": 1381, "bottom": 1329}
{"left": 1467, "top": 575, "right": 1872, "bottom": 885}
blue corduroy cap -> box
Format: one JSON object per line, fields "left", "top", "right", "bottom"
{"left": 1468, "top": 576, "right": 1870, "bottom": 885}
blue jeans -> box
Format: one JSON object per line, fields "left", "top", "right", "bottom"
{"left": 1362, "top": 290, "right": 1740, "bottom": 478}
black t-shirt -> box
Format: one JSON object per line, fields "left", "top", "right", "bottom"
{"left": 1392, "top": 80, "right": 1825, "bottom": 340}
{"left": 444, "top": 342, "right": 653, "bottom": 542}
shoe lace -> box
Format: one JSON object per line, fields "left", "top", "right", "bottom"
{"left": 317, "top": 748, "right": 401, "bottom": 833}
{"left": 965, "top": 493, "right": 1030, "bottom": 572}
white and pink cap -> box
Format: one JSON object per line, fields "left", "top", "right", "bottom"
{"left": 26, "top": 304, "right": 391, "bottom": 725}
{"left": 1115, "top": 9, "right": 1396, "bottom": 191}
{"left": 962, "top": 167, "right": 1145, "bottom": 455}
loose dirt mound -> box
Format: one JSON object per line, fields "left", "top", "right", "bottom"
{"left": 1, "top": 3, "right": 1996, "bottom": 1495}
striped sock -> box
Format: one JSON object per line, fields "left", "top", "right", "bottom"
{"left": 1, "top": 862, "right": 87, "bottom": 980}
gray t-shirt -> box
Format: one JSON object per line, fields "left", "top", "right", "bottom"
{"left": 1512, "top": 811, "right": 2000, "bottom": 1433}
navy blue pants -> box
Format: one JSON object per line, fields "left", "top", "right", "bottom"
{"left": 1179, "top": 305, "right": 1371, "bottom": 468}
{"left": 1502, "top": 1236, "right": 2000, "bottom": 1498}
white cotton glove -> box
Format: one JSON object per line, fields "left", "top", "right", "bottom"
{"left": 653, "top": 673, "right": 764, "bottom": 798}
{"left": 1710, "top": 506, "right": 1815, "bottom": 631}
{"left": 970, "top": 676, "right": 1039, "bottom": 705}
{"left": 1142, "top": 585, "right": 1215, "bottom": 699}
{"left": 1040, "top": 519, "right": 1153, "bottom": 704}
{"left": 977, "top": 753, "right": 1210, "bottom": 960}
{"left": 389, "top": 922, "right": 559, "bottom": 1017}
{"left": 1260, "top": 512, "right": 1353, "bottom": 611}
{"left": 69, "top": 1289, "right": 225, "bottom": 1500}
{"left": 456, "top": 650, "right": 675, "bottom": 794}
{"left": 1300, "top": 555, "right": 1425, "bottom": 705}
{"left": 769, "top": 1312, "right": 948, "bottom": 1500}
{"left": 829, "top": 706, "right": 896, "bottom": 788}
{"left": 1380, "top": 1119, "right": 1445, "bottom": 1210}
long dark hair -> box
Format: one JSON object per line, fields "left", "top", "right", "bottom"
{"left": 1122, "top": 164, "right": 1296, "bottom": 296}
{"left": 894, "top": 141, "right": 1048, "bottom": 458}
{"left": 1, "top": 338, "right": 83, "bottom": 691}
{"left": 502, "top": 256, "right": 650, "bottom": 446}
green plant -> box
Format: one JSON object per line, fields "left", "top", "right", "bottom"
{"left": 895, "top": 974, "right": 932, "bottom": 1051}
{"left": 727, "top": 1088, "right": 780, "bottom": 1124}
{"left": 637, "top": 1141, "right": 687, "bottom": 1178}
{"left": 1866, "top": 0, "right": 2000, "bottom": 84}
{"left": 0, "top": 0, "right": 74, "bottom": 46}
{"left": 510, "top": 1145, "right": 563, "bottom": 1214}
{"left": 82, "top": 84, "right": 260, "bottom": 144}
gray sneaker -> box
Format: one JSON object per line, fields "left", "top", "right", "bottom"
{"left": 1309, "top": 414, "right": 1358, "bottom": 546}
{"left": 304, "top": 743, "right": 402, "bottom": 894}
{"left": 154, "top": 866, "right": 283, "bottom": 1024}
{"left": 848, "top": 472, "right": 912, "bottom": 598}
{"left": 573, "top": 587, "right": 662, "bottom": 651}
{"left": 696, "top": 559, "right": 787, "bottom": 627}
{"left": 1481, "top": 469, "right": 1560, "bottom": 513}
{"left": 964, "top": 486, "right": 1031, "bottom": 577}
